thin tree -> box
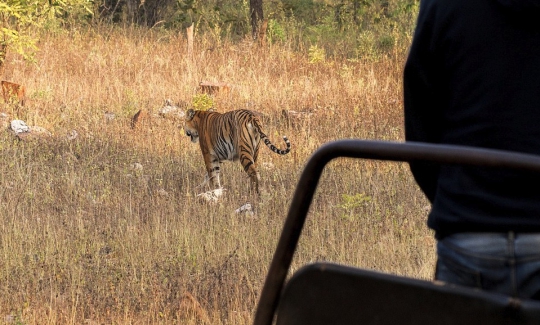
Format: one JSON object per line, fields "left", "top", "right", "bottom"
{"left": 250, "top": 0, "right": 264, "bottom": 40}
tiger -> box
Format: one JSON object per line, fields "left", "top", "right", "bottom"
{"left": 184, "top": 108, "right": 291, "bottom": 195}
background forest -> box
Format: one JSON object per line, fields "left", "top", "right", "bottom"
{"left": 2, "top": 0, "right": 418, "bottom": 63}
{"left": 0, "top": 1, "right": 430, "bottom": 324}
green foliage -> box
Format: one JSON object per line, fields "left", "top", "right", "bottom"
{"left": 164, "top": 0, "right": 418, "bottom": 58}
{"left": 267, "top": 19, "right": 285, "bottom": 44}
{"left": 308, "top": 44, "right": 325, "bottom": 63}
{"left": 0, "top": 0, "right": 419, "bottom": 65}
{"left": 192, "top": 93, "right": 214, "bottom": 111}
{"left": 287, "top": 0, "right": 417, "bottom": 59}
{"left": 169, "top": 0, "right": 250, "bottom": 38}
{"left": 172, "top": 0, "right": 198, "bottom": 28}
{"left": 337, "top": 192, "right": 372, "bottom": 220}
{"left": 96, "top": 0, "right": 178, "bottom": 26}
{"left": 355, "top": 30, "right": 378, "bottom": 60}
{"left": 121, "top": 90, "right": 139, "bottom": 117}
{"left": 0, "top": 0, "right": 93, "bottom": 62}
{"left": 0, "top": 28, "right": 37, "bottom": 63}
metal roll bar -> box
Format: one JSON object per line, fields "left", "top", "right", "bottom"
{"left": 253, "top": 139, "right": 540, "bottom": 325}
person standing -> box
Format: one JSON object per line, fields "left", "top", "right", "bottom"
{"left": 404, "top": 0, "right": 540, "bottom": 299}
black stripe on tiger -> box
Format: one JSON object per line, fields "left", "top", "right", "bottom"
{"left": 184, "top": 108, "right": 292, "bottom": 195}
{"left": 262, "top": 136, "right": 291, "bottom": 155}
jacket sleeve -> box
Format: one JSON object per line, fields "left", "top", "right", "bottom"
{"left": 403, "top": 0, "right": 444, "bottom": 203}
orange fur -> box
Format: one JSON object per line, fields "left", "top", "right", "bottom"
{"left": 1, "top": 81, "right": 26, "bottom": 106}
{"left": 184, "top": 109, "right": 291, "bottom": 194}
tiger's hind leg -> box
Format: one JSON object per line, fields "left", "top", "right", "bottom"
{"left": 241, "top": 158, "right": 260, "bottom": 195}
{"left": 248, "top": 167, "right": 261, "bottom": 195}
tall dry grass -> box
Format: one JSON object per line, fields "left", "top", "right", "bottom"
{"left": 0, "top": 26, "right": 433, "bottom": 324}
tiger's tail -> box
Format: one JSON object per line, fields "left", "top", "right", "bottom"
{"left": 261, "top": 134, "right": 291, "bottom": 155}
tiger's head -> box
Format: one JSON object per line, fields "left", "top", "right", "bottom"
{"left": 184, "top": 109, "right": 200, "bottom": 143}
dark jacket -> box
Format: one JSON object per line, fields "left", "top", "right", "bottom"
{"left": 404, "top": 0, "right": 540, "bottom": 238}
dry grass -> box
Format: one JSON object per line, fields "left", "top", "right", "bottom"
{"left": 0, "top": 26, "right": 433, "bottom": 324}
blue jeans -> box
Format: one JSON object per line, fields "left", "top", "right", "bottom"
{"left": 436, "top": 232, "right": 540, "bottom": 300}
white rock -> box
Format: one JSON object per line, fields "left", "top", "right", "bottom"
{"left": 67, "top": 130, "right": 78, "bottom": 140}
{"left": 197, "top": 188, "right": 225, "bottom": 203}
{"left": 130, "top": 162, "right": 143, "bottom": 171}
{"left": 159, "top": 99, "right": 185, "bottom": 119}
{"left": 235, "top": 203, "right": 253, "bottom": 214}
{"left": 10, "top": 120, "right": 29, "bottom": 134}
{"left": 29, "top": 126, "right": 52, "bottom": 137}
{"left": 104, "top": 111, "right": 116, "bottom": 121}
{"left": 157, "top": 188, "right": 169, "bottom": 197}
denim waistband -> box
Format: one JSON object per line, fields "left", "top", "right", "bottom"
{"left": 448, "top": 232, "right": 540, "bottom": 239}
{"left": 441, "top": 231, "right": 540, "bottom": 258}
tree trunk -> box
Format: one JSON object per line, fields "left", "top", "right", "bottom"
{"left": 125, "top": 0, "right": 138, "bottom": 24}
{"left": 250, "top": 0, "right": 264, "bottom": 40}
{"left": 186, "top": 23, "right": 194, "bottom": 59}
{"left": 353, "top": 0, "right": 360, "bottom": 25}
{"left": 0, "top": 42, "right": 7, "bottom": 78}
{"left": 258, "top": 19, "right": 268, "bottom": 46}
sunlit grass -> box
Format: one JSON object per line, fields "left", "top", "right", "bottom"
{"left": 0, "top": 26, "right": 433, "bottom": 324}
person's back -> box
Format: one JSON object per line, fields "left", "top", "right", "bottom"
{"left": 404, "top": 0, "right": 540, "bottom": 299}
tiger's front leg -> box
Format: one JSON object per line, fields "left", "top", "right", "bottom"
{"left": 204, "top": 156, "right": 222, "bottom": 190}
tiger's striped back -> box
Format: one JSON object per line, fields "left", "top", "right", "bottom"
{"left": 184, "top": 108, "right": 291, "bottom": 195}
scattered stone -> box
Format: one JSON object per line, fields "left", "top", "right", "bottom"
{"left": 16, "top": 125, "right": 51, "bottom": 141}
{"left": 197, "top": 187, "right": 225, "bottom": 204}
{"left": 67, "top": 129, "right": 78, "bottom": 140}
{"left": 8, "top": 119, "right": 51, "bottom": 140}
{"left": 10, "top": 119, "right": 29, "bottom": 134}
{"left": 156, "top": 188, "right": 169, "bottom": 197}
{"left": 158, "top": 99, "right": 186, "bottom": 121}
{"left": 30, "top": 126, "right": 52, "bottom": 137}
{"left": 234, "top": 203, "right": 254, "bottom": 217}
{"left": 130, "top": 162, "right": 143, "bottom": 171}
{"left": 104, "top": 111, "right": 116, "bottom": 121}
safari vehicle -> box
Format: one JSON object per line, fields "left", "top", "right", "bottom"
{"left": 253, "top": 140, "right": 540, "bottom": 325}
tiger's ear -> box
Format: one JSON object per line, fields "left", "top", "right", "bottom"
{"left": 186, "top": 109, "right": 196, "bottom": 121}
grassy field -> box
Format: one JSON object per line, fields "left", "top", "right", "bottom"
{"left": 0, "top": 26, "right": 433, "bottom": 324}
